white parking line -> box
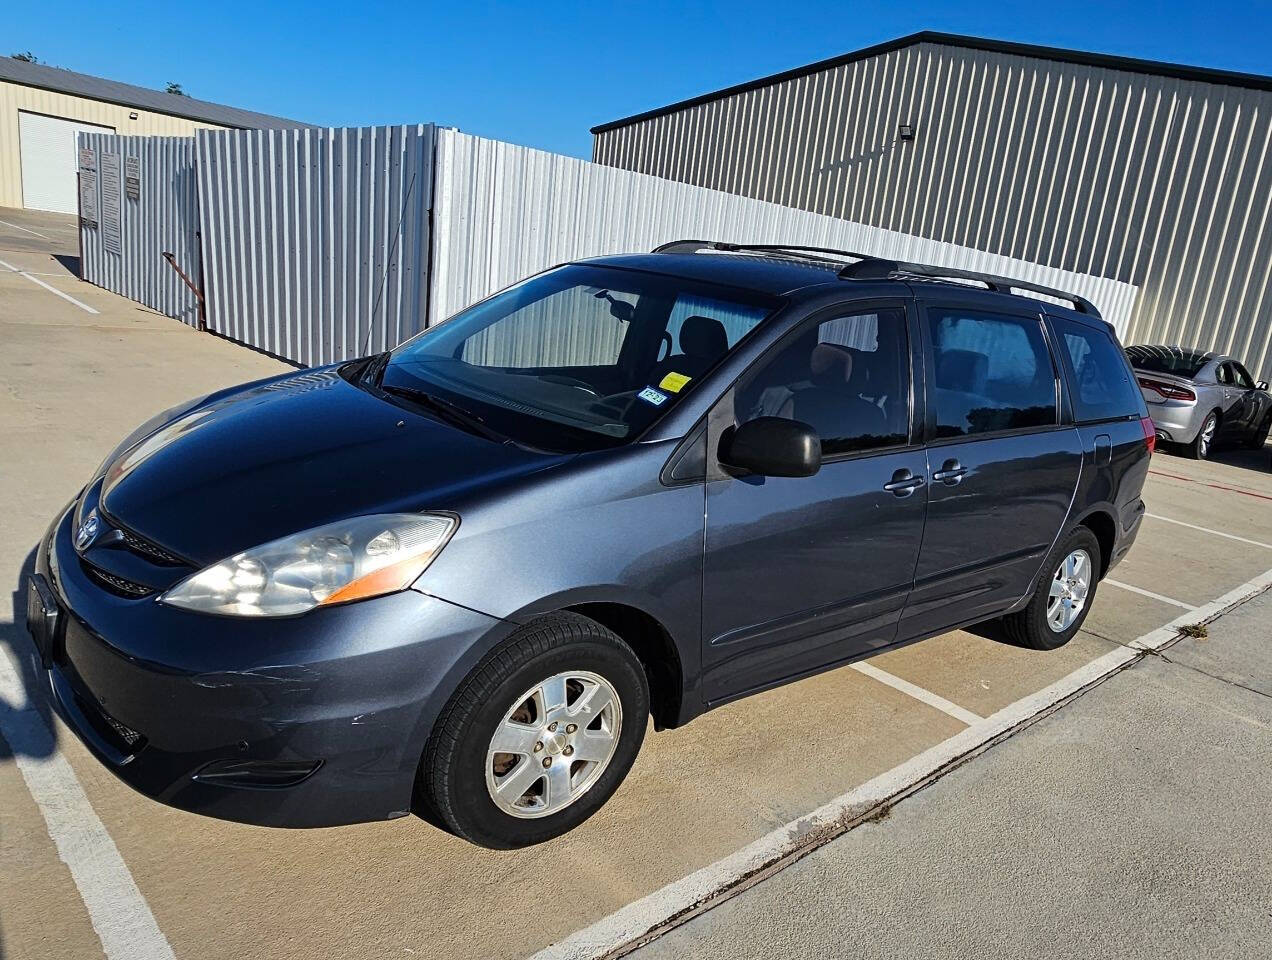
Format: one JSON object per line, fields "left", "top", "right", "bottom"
{"left": 1146, "top": 513, "right": 1272, "bottom": 551}
{"left": 0, "top": 647, "right": 175, "bottom": 960}
{"left": 0, "top": 256, "right": 99, "bottom": 315}
{"left": 0, "top": 216, "right": 53, "bottom": 240}
{"left": 534, "top": 567, "right": 1272, "bottom": 960}
{"left": 850, "top": 661, "right": 983, "bottom": 725}
{"left": 1104, "top": 578, "right": 1197, "bottom": 610}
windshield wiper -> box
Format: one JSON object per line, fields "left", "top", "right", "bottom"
{"left": 361, "top": 350, "right": 391, "bottom": 386}
{"left": 381, "top": 384, "right": 510, "bottom": 444}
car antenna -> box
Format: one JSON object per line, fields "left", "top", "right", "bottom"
{"left": 361, "top": 169, "right": 418, "bottom": 358}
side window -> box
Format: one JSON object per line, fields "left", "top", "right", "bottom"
{"left": 1231, "top": 362, "right": 1255, "bottom": 390}
{"left": 1216, "top": 363, "right": 1233, "bottom": 385}
{"left": 1051, "top": 316, "right": 1143, "bottom": 422}
{"left": 929, "top": 308, "right": 1057, "bottom": 437}
{"left": 736, "top": 306, "right": 910, "bottom": 456}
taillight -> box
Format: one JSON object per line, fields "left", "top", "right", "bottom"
{"left": 1140, "top": 416, "right": 1157, "bottom": 454}
{"left": 1136, "top": 376, "right": 1196, "bottom": 402}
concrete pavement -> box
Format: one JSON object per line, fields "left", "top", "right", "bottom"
{"left": 2, "top": 206, "right": 1271, "bottom": 960}
{"left": 635, "top": 589, "right": 1272, "bottom": 960}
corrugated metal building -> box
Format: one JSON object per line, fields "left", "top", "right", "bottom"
{"left": 592, "top": 32, "right": 1272, "bottom": 377}
{"left": 0, "top": 56, "right": 304, "bottom": 213}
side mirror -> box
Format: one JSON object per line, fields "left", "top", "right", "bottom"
{"left": 1257, "top": 380, "right": 1269, "bottom": 391}
{"left": 719, "top": 417, "right": 821, "bottom": 478}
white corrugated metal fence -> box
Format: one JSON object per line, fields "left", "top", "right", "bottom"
{"left": 430, "top": 129, "right": 1138, "bottom": 332}
{"left": 195, "top": 124, "right": 435, "bottom": 366}
{"left": 78, "top": 133, "right": 202, "bottom": 324}
{"left": 76, "top": 123, "right": 1138, "bottom": 369}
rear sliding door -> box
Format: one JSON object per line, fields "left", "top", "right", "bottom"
{"left": 901, "top": 299, "right": 1083, "bottom": 639}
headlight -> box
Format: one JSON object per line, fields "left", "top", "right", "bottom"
{"left": 160, "top": 513, "right": 456, "bottom": 617}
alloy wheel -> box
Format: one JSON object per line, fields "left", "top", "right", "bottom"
{"left": 1046, "top": 548, "right": 1092, "bottom": 633}
{"left": 1199, "top": 415, "right": 1216, "bottom": 457}
{"left": 485, "top": 670, "right": 622, "bottom": 818}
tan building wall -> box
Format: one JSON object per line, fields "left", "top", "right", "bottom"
{"left": 0, "top": 77, "right": 227, "bottom": 209}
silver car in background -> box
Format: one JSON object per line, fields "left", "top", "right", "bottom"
{"left": 1127, "top": 345, "right": 1272, "bottom": 459}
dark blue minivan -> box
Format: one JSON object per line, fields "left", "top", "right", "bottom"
{"left": 28, "top": 243, "right": 1153, "bottom": 848}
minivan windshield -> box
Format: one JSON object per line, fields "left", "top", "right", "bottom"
{"left": 382, "top": 264, "right": 778, "bottom": 451}
{"left": 1125, "top": 345, "right": 1211, "bottom": 379}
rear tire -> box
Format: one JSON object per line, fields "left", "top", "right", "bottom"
{"left": 1001, "top": 527, "right": 1102, "bottom": 651}
{"left": 420, "top": 612, "right": 649, "bottom": 849}
{"left": 1186, "top": 411, "right": 1219, "bottom": 459}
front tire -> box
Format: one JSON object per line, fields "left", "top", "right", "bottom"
{"left": 420, "top": 612, "right": 649, "bottom": 849}
{"left": 1001, "top": 527, "right": 1101, "bottom": 650}
{"left": 1186, "top": 411, "right": 1219, "bottom": 459}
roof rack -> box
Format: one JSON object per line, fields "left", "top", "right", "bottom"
{"left": 651, "top": 240, "right": 1100, "bottom": 317}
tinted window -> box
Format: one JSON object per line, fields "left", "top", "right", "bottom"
{"left": 929, "top": 309, "right": 1057, "bottom": 437}
{"left": 386, "top": 265, "right": 778, "bottom": 451}
{"left": 1231, "top": 362, "right": 1255, "bottom": 390}
{"left": 1125, "top": 346, "right": 1210, "bottom": 379}
{"left": 1216, "top": 363, "right": 1233, "bottom": 385}
{"left": 1052, "top": 317, "right": 1143, "bottom": 422}
{"left": 737, "top": 307, "right": 909, "bottom": 456}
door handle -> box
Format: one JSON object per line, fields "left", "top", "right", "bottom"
{"left": 932, "top": 459, "right": 967, "bottom": 485}
{"left": 883, "top": 469, "right": 925, "bottom": 497}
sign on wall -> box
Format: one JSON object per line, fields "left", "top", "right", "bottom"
{"left": 124, "top": 155, "right": 141, "bottom": 202}
{"left": 78, "top": 147, "right": 98, "bottom": 229}
{"left": 100, "top": 151, "right": 122, "bottom": 255}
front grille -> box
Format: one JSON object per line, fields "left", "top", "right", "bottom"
{"left": 100, "top": 710, "right": 143, "bottom": 747}
{"left": 68, "top": 681, "right": 146, "bottom": 754}
{"left": 119, "top": 529, "right": 185, "bottom": 566}
{"left": 84, "top": 563, "right": 154, "bottom": 597}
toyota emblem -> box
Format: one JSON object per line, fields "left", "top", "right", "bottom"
{"left": 75, "top": 510, "right": 100, "bottom": 550}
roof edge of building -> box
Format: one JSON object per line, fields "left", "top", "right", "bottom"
{"left": 590, "top": 30, "right": 1272, "bottom": 135}
{"left": 0, "top": 56, "right": 312, "bottom": 130}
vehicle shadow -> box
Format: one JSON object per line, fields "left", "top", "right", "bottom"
{"left": 0, "top": 547, "right": 58, "bottom": 762}
{"left": 964, "top": 617, "right": 1028, "bottom": 648}
{"left": 1156, "top": 442, "right": 1271, "bottom": 475}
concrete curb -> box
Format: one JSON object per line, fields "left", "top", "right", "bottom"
{"left": 532, "top": 567, "right": 1272, "bottom": 960}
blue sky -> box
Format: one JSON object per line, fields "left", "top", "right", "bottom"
{"left": 13, "top": 1, "right": 1272, "bottom": 158}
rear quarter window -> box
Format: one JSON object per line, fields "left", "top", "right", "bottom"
{"left": 1051, "top": 317, "right": 1144, "bottom": 422}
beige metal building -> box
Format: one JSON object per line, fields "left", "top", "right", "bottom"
{"left": 592, "top": 32, "right": 1272, "bottom": 376}
{"left": 0, "top": 56, "right": 303, "bottom": 213}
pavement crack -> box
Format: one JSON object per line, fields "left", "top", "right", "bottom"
{"left": 1082, "top": 626, "right": 1135, "bottom": 648}
{"left": 1139, "top": 647, "right": 1272, "bottom": 702}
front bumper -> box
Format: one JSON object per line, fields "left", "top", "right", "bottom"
{"left": 32, "top": 504, "right": 509, "bottom": 827}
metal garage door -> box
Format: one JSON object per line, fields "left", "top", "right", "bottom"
{"left": 19, "top": 111, "right": 115, "bottom": 213}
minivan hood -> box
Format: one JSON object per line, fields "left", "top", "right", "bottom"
{"left": 99, "top": 367, "right": 568, "bottom": 564}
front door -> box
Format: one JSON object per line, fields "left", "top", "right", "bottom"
{"left": 700, "top": 301, "right": 928, "bottom": 703}
{"left": 1219, "top": 361, "right": 1266, "bottom": 439}
{"left": 901, "top": 301, "right": 1083, "bottom": 639}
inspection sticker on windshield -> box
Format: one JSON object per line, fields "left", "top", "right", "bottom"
{"left": 638, "top": 386, "right": 668, "bottom": 406}
{"left": 659, "top": 372, "right": 692, "bottom": 393}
